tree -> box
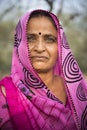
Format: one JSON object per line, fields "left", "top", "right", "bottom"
{"left": 0, "top": 0, "right": 22, "bottom": 20}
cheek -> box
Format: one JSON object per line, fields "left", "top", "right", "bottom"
{"left": 28, "top": 44, "right": 33, "bottom": 51}
{"left": 28, "top": 44, "right": 34, "bottom": 56}
{"left": 49, "top": 46, "right": 58, "bottom": 63}
{"left": 53, "top": 50, "right": 58, "bottom": 63}
{"left": 50, "top": 45, "right": 58, "bottom": 56}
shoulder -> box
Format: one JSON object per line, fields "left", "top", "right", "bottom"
{"left": 0, "top": 90, "right": 10, "bottom": 127}
{"left": 0, "top": 76, "right": 13, "bottom": 84}
{"left": 0, "top": 77, "right": 12, "bottom": 127}
{"left": 0, "top": 76, "right": 13, "bottom": 97}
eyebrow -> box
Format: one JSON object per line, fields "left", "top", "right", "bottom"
{"left": 27, "top": 33, "right": 57, "bottom": 43}
{"left": 44, "top": 34, "right": 57, "bottom": 40}
{"left": 27, "top": 33, "right": 57, "bottom": 37}
{"left": 44, "top": 34, "right": 57, "bottom": 38}
{"left": 27, "top": 33, "right": 37, "bottom": 36}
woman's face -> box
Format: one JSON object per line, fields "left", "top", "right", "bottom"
{"left": 27, "top": 16, "right": 58, "bottom": 73}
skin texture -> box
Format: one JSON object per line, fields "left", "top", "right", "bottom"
{"left": 27, "top": 17, "right": 67, "bottom": 104}
{"left": 27, "top": 17, "right": 58, "bottom": 74}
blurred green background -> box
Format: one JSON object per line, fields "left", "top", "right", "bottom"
{"left": 0, "top": 0, "right": 87, "bottom": 80}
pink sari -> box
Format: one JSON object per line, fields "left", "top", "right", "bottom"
{"left": 0, "top": 9, "right": 87, "bottom": 130}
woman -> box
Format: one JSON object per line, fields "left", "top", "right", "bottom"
{"left": 0, "top": 9, "right": 87, "bottom": 130}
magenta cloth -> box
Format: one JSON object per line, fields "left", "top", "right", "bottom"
{"left": 0, "top": 9, "right": 87, "bottom": 130}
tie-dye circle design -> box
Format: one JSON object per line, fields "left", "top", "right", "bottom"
{"left": 63, "top": 52, "right": 83, "bottom": 83}
{"left": 76, "top": 83, "right": 87, "bottom": 101}
{"left": 81, "top": 106, "right": 87, "bottom": 130}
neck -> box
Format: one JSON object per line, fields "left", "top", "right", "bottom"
{"left": 37, "top": 70, "right": 67, "bottom": 104}
{"left": 37, "top": 70, "right": 55, "bottom": 88}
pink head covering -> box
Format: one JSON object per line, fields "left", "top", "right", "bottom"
{"left": 0, "top": 9, "right": 87, "bottom": 130}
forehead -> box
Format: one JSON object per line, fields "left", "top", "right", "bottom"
{"left": 27, "top": 16, "right": 56, "bottom": 30}
{"left": 28, "top": 16, "right": 53, "bottom": 24}
{"left": 27, "top": 17, "right": 57, "bottom": 36}
{"left": 28, "top": 12, "right": 57, "bottom": 30}
{"left": 28, "top": 11, "right": 57, "bottom": 30}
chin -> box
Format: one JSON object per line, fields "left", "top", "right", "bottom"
{"left": 32, "top": 62, "right": 53, "bottom": 73}
{"left": 34, "top": 68, "right": 51, "bottom": 74}
{"left": 32, "top": 63, "right": 47, "bottom": 70}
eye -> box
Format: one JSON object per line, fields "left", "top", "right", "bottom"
{"left": 47, "top": 37, "right": 56, "bottom": 42}
{"left": 27, "top": 35, "right": 37, "bottom": 43}
{"left": 44, "top": 35, "right": 57, "bottom": 43}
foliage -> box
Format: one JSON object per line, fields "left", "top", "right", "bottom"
{"left": 0, "top": 21, "right": 15, "bottom": 78}
{"left": 0, "top": 0, "right": 87, "bottom": 79}
{"left": 65, "top": 23, "right": 87, "bottom": 75}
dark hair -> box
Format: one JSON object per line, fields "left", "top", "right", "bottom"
{"left": 29, "top": 10, "right": 57, "bottom": 30}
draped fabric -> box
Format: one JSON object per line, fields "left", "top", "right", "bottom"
{"left": 0, "top": 9, "right": 87, "bottom": 130}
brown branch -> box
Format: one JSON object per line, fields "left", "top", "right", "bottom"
{"left": 57, "top": 0, "right": 64, "bottom": 17}
{"left": 0, "top": 0, "right": 22, "bottom": 20}
{"left": 44, "top": 0, "right": 54, "bottom": 11}
{"left": 0, "top": 4, "right": 16, "bottom": 20}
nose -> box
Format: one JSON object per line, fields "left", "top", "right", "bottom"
{"left": 34, "top": 39, "right": 45, "bottom": 52}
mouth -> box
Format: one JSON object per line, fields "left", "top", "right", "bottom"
{"left": 31, "top": 56, "right": 48, "bottom": 61}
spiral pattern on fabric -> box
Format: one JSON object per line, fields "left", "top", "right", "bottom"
{"left": 47, "top": 90, "right": 62, "bottom": 103}
{"left": 63, "top": 52, "right": 82, "bottom": 83}
{"left": 81, "top": 106, "right": 87, "bottom": 130}
{"left": 76, "top": 83, "right": 87, "bottom": 101}
{"left": 23, "top": 68, "right": 44, "bottom": 88}
{"left": 14, "top": 20, "right": 22, "bottom": 47}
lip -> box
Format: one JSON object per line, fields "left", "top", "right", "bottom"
{"left": 31, "top": 56, "right": 48, "bottom": 61}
